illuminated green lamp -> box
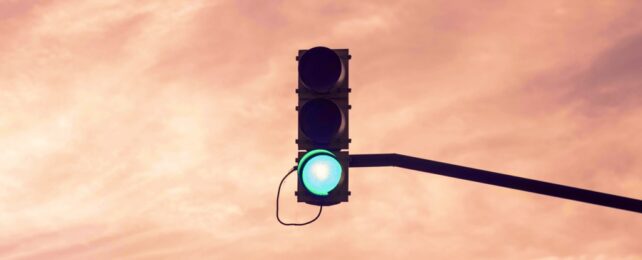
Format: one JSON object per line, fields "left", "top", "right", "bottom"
{"left": 298, "top": 149, "right": 343, "bottom": 196}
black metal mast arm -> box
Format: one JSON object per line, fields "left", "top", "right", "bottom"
{"left": 349, "top": 154, "right": 642, "bottom": 214}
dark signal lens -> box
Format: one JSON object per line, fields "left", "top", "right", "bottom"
{"left": 298, "top": 47, "right": 343, "bottom": 92}
{"left": 299, "top": 98, "right": 344, "bottom": 143}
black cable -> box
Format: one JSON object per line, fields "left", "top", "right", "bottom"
{"left": 276, "top": 166, "right": 323, "bottom": 226}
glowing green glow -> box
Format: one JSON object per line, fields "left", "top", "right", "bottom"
{"left": 299, "top": 149, "right": 343, "bottom": 196}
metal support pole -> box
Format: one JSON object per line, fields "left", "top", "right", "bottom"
{"left": 350, "top": 154, "right": 642, "bottom": 214}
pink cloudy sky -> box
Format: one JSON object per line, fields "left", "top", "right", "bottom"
{"left": 1, "top": 1, "right": 641, "bottom": 259}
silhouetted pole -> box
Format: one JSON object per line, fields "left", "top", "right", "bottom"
{"left": 350, "top": 154, "right": 642, "bottom": 214}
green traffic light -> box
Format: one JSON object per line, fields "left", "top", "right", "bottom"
{"left": 298, "top": 149, "right": 343, "bottom": 196}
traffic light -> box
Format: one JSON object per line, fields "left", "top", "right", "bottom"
{"left": 296, "top": 46, "right": 351, "bottom": 206}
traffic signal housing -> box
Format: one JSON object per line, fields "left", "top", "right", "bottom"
{"left": 296, "top": 47, "right": 351, "bottom": 206}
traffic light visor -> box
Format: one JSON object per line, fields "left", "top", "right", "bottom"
{"left": 299, "top": 149, "right": 343, "bottom": 196}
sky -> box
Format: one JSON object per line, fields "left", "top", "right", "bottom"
{"left": 0, "top": 0, "right": 641, "bottom": 259}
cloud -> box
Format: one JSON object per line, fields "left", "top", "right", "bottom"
{"left": 571, "top": 32, "right": 642, "bottom": 111}
{"left": 0, "top": 0, "right": 641, "bottom": 259}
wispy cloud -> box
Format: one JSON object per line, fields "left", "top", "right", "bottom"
{"left": 0, "top": 1, "right": 640, "bottom": 259}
